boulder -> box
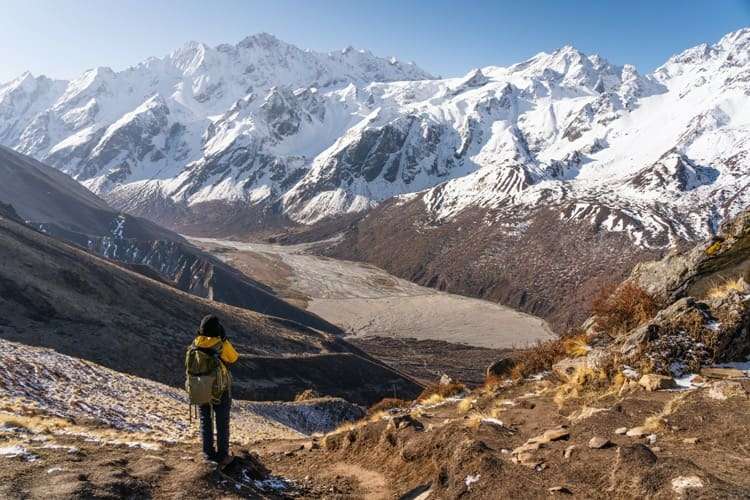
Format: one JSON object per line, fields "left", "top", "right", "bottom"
{"left": 700, "top": 367, "right": 746, "bottom": 380}
{"left": 639, "top": 374, "right": 677, "bottom": 391}
{"left": 707, "top": 380, "right": 746, "bottom": 400}
{"left": 552, "top": 357, "right": 588, "bottom": 381}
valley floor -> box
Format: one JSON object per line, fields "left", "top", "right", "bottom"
{"left": 190, "top": 237, "right": 554, "bottom": 350}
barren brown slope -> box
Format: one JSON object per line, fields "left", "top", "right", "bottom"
{"left": 0, "top": 146, "right": 343, "bottom": 336}
{"left": 278, "top": 198, "right": 664, "bottom": 333}
{"left": 0, "top": 214, "right": 421, "bottom": 405}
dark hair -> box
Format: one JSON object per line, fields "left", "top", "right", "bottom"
{"left": 198, "top": 315, "right": 225, "bottom": 339}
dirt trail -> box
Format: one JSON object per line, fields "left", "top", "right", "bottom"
{"left": 332, "top": 462, "right": 390, "bottom": 499}
{"left": 191, "top": 237, "right": 554, "bottom": 349}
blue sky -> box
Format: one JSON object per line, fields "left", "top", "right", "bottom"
{"left": 1, "top": 0, "right": 748, "bottom": 82}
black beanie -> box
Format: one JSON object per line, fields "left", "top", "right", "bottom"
{"left": 199, "top": 315, "right": 225, "bottom": 339}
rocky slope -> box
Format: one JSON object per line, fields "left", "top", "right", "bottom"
{"left": 0, "top": 212, "right": 421, "bottom": 404}
{"left": 0, "top": 145, "right": 343, "bottom": 335}
{"left": 253, "top": 209, "right": 750, "bottom": 499}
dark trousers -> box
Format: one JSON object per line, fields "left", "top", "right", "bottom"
{"left": 199, "top": 390, "right": 231, "bottom": 461}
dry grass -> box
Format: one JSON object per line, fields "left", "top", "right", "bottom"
{"left": 508, "top": 338, "right": 568, "bottom": 380}
{"left": 367, "top": 398, "right": 409, "bottom": 416}
{"left": 706, "top": 277, "right": 747, "bottom": 300}
{"left": 592, "top": 283, "right": 659, "bottom": 336}
{"left": 294, "top": 389, "right": 322, "bottom": 402}
{"left": 563, "top": 334, "right": 591, "bottom": 358}
{"left": 419, "top": 393, "right": 446, "bottom": 406}
{"left": 457, "top": 397, "right": 476, "bottom": 414}
{"left": 417, "top": 381, "right": 466, "bottom": 403}
{"left": 641, "top": 392, "right": 691, "bottom": 433}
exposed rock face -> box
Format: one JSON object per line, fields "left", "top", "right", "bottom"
{"left": 629, "top": 209, "right": 750, "bottom": 303}
{"left": 570, "top": 208, "right": 750, "bottom": 377}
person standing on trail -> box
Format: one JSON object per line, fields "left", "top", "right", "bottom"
{"left": 185, "top": 315, "right": 239, "bottom": 467}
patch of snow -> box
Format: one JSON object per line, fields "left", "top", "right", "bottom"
{"left": 465, "top": 474, "right": 481, "bottom": 489}
{"left": 481, "top": 418, "right": 505, "bottom": 428}
{"left": 0, "top": 445, "right": 39, "bottom": 461}
{"left": 674, "top": 374, "right": 703, "bottom": 389}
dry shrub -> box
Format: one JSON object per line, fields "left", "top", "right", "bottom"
{"left": 706, "top": 276, "right": 747, "bottom": 300}
{"left": 509, "top": 338, "right": 568, "bottom": 380}
{"left": 592, "top": 283, "right": 659, "bottom": 336}
{"left": 368, "top": 398, "right": 409, "bottom": 416}
{"left": 294, "top": 389, "right": 322, "bottom": 402}
{"left": 563, "top": 334, "right": 591, "bottom": 358}
{"left": 553, "top": 361, "right": 621, "bottom": 407}
{"left": 417, "top": 381, "right": 466, "bottom": 402}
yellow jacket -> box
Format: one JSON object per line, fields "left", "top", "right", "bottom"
{"left": 193, "top": 336, "right": 239, "bottom": 365}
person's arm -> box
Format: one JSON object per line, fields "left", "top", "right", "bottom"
{"left": 220, "top": 339, "right": 239, "bottom": 365}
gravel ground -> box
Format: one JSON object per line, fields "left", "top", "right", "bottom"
{"left": 191, "top": 237, "right": 554, "bottom": 349}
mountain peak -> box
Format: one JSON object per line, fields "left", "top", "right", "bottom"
{"left": 237, "top": 32, "right": 284, "bottom": 50}
{"left": 717, "top": 26, "right": 750, "bottom": 50}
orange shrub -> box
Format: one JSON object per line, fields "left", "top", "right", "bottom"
{"left": 591, "top": 282, "right": 659, "bottom": 336}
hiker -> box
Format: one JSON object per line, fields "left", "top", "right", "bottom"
{"left": 185, "top": 315, "right": 239, "bottom": 467}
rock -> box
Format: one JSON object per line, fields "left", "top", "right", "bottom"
{"left": 552, "top": 357, "right": 588, "bottom": 381}
{"left": 671, "top": 476, "right": 704, "bottom": 496}
{"left": 638, "top": 374, "right": 677, "bottom": 391}
{"left": 486, "top": 357, "right": 516, "bottom": 378}
{"left": 615, "top": 427, "right": 628, "bottom": 435}
{"left": 682, "top": 437, "right": 699, "bottom": 444}
{"left": 701, "top": 367, "right": 746, "bottom": 380}
{"left": 707, "top": 380, "right": 746, "bottom": 400}
{"left": 512, "top": 426, "right": 569, "bottom": 459}
{"left": 626, "top": 427, "right": 648, "bottom": 438}
{"left": 646, "top": 434, "right": 657, "bottom": 445}
{"left": 588, "top": 437, "right": 610, "bottom": 449}
{"left": 512, "top": 451, "right": 542, "bottom": 468}
{"left": 563, "top": 445, "right": 575, "bottom": 459}
{"left": 439, "top": 374, "right": 454, "bottom": 386}
{"left": 531, "top": 426, "right": 570, "bottom": 444}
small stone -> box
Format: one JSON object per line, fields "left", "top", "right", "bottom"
{"left": 646, "top": 434, "right": 657, "bottom": 445}
{"left": 589, "top": 437, "right": 610, "bottom": 449}
{"left": 683, "top": 437, "right": 699, "bottom": 444}
{"left": 626, "top": 426, "right": 648, "bottom": 438}
{"left": 615, "top": 427, "right": 628, "bottom": 435}
{"left": 639, "top": 374, "right": 677, "bottom": 391}
{"left": 650, "top": 446, "right": 661, "bottom": 452}
{"left": 564, "top": 445, "right": 575, "bottom": 459}
{"left": 439, "top": 374, "right": 454, "bottom": 386}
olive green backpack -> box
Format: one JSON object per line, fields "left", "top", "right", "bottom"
{"left": 184, "top": 344, "right": 229, "bottom": 408}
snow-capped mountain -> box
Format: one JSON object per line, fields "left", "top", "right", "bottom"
{"left": 1, "top": 29, "right": 749, "bottom": 246}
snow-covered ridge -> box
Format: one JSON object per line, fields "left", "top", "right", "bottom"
{"left": 1, "top": 28, "right": 750, "bottom": 247}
